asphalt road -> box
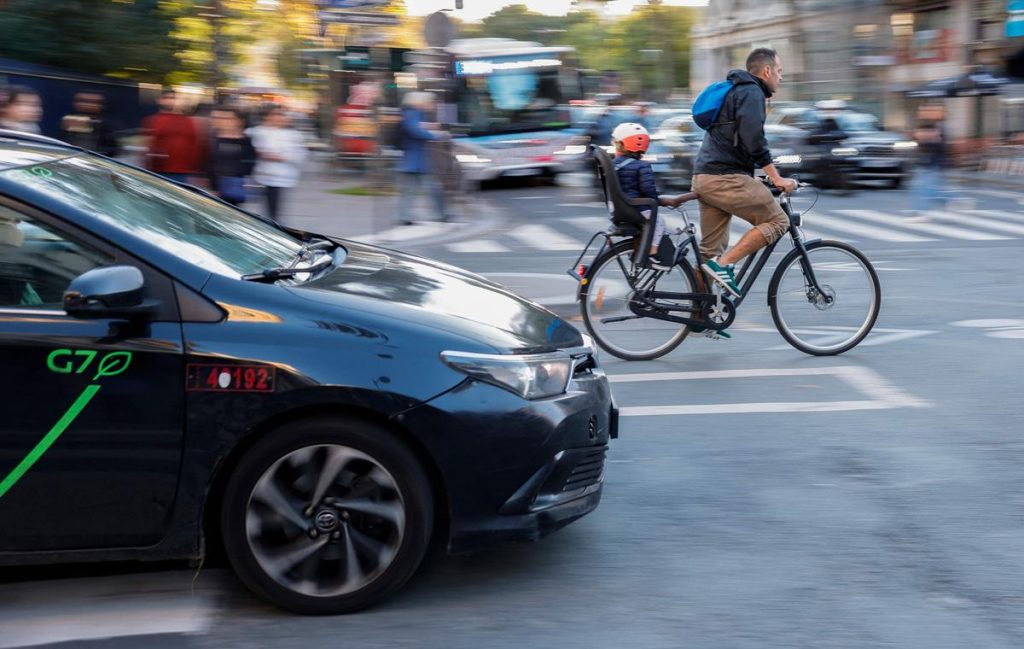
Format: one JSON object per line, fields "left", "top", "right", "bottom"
{"left": 5, "top": 179, "right": 1024, "bottom": 649}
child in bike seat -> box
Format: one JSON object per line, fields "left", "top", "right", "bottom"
{"left": 611, "top": 122, "right": 687, "bottom": 269}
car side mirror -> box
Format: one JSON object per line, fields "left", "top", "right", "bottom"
{"left": 64, "top": 266, "right": 159, "bottom": 319}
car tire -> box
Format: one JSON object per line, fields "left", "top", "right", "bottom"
{"left": 889, "top": 177, "right": 904, "bottom": 190}
{"left": 221, "top": 416, "right": 433, "bottom": 615}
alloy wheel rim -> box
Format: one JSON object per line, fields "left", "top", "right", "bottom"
{"left": 245, "top": 444, "right": 406, "bottom": 598}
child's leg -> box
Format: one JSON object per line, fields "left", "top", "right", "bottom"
{"left": 649, "top": 214, "right": 666, "bottom": 253}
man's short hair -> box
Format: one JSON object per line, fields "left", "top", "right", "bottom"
{"left": 160, "top": 88, "right": 176, "bottom": 98}
{"left": 746, "top": 48, "right": 778, "bottom": 74}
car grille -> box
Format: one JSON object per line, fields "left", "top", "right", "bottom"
{"left": 561, "top": 445, "right": 607, "bottom": 493}
{"left": 861, "top": 144, "right": 897, "bottom": 157}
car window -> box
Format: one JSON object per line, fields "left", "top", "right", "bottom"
{"left": 834, "top": 113, "right": 880, "bottom": 132}
{"left": 0, "top": 205, "right": 113, "bottom": 310}
{"left": 1, "top": 155, "right": 304, "bottom": 278}
{"left": 778, "top": 112, "right": 806, "bottom": 126}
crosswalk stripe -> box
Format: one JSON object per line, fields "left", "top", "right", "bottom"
{"left": 566, "top": 216, "right": 612, "bottom": 231}
{"left": 509, "top": 223, "right": 584, "bottom": 251}
{"left": 965, "top": 209, "right": 1024, "bottom": 225}
{"left": 803, "top": 211, "right": 934, "bottom": 242}
{"left": 446, "top": 239, "right": 511, "bottom": 253}
{"left": 837, "top": 209, "right": 1009, "bottom": 241}
{"left": 924, "top": 210, "right": 1024, "bottom": 237}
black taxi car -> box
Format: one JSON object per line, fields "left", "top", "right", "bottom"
{"left": 0, "top": 131, "right": 616, "bottom": 614}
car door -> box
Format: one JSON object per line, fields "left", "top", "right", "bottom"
{"left": 0, "top": 202, "right": 185, "bottom": 552}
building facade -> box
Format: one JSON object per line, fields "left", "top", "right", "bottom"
{"left": 691, "top": 0, "right": 1023, "bottom": 141}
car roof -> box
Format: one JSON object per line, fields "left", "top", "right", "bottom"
{"left": 0, "top": 131, "right": 79, "bottom": 171}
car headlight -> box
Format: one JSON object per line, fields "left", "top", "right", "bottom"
{"left": 456, "top": 154, "right": 492, "bottom": 164}
{"left": 831, "top": 147, "right": 858, "bottom": 157}
{"left": 441, "top": 350, "right": 573, "bottom": 400}
{"left": 893, "top": 141, "right": 918, "bottom": 150}
{"left": 773, "top": 154, "right": 802, "bottom": 165}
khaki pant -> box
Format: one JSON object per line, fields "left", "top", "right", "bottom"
{"left": 692, "top": 173, "right": 789, "bottom": 261}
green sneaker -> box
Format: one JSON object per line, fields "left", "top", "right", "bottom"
{"left": 701, "top": 258, "right": 741, "bottom": 297}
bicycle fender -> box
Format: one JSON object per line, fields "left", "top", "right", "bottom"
{"left": 766, "top": 237, "right": 823, "bottom": 306}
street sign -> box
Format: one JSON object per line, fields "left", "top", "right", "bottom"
{"left": 319, "top": 11, "right": 399, "bottom": 25}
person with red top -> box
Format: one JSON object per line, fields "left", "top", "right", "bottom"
{"left": 143, "top": 89, "right": 204, "bottom": 183}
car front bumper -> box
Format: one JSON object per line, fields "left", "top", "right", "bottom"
{"left": 394, "top": 364, "right": 617, "bottom": 552}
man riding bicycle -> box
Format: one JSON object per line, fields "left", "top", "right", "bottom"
{"left": 693, "top": 47, "right": 798, "bottom": 299}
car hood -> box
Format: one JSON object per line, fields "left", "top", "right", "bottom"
{"left": 290, "top": 240, "right": 583, "bottom": 353}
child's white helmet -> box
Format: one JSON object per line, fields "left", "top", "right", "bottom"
{"left": 611, "top": 122, "right": 650, "bottom": 153}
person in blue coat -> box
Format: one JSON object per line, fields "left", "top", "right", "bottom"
{"left": 398, "top": 92, "right": 449, "bottom": 224}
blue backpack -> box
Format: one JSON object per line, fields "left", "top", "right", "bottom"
{"left": 692, "top": 80, "right": 734, "bottom": 130}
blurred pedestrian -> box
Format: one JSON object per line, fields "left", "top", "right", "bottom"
{"left": 208, "top": 106, "right": 256, "bottom": 207}
{"left": 249, "top": 105, "right": 307, "bottom": 223}
{"left": 0, "top": 86, "right": 42, "bottom": 134}
{"left": 60, "top": 92, "right": 118, "bottom": 156}
{"left": 143, "top": 89, "right": 204, "bottom": 184}
{"left": 908, "top": 106, "right": 948, "bottom": 222}
{"left": 397, "top": 92, "right": 449, "bottom": 224}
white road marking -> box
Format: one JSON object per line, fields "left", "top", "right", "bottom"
{"left": 355, "top": 220, "right": 453, "bottom": 244}
{"left": 737, "top": 326, "right": 936, "bottom": 349}
{"left": 509, "top": 195, "right": 546, "bottom": 200}
{"left": 509, "top": 223, "right": 583, "bottom": 251}
{"left": 447, "top": 239, "right": 511, "bottom": 253}
{"left": 566, "top": 216, "right": 613, "bottom": 231}
{"left": 612, "top": 365, "right": 928, "bottom": 416}
{"left": 837, "top": 209, "right": 1009, "bottom": 240}
{"left": 807, "top": 211, "right": 934, "bottom": 242}
{"left": 483, "top": 272, "right": 579, "bottom": 305}
{"left": 557, "top": 202, "right": 606, "bottom": 209}
{"left": 965, "top": 209, "right": 1024, "bottom": 225}
{"left": 0, "top": 571, "right": 217, "bottom": 649}
{"left": 921, "top": 210, "right": 1024, "bottom": 237}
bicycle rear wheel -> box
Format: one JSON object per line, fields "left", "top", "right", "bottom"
{"left": 580, "top": 240, "right": 696, "bottom": 361}
{"left": 768, "top": 240, "right": 880, "bottom": 355}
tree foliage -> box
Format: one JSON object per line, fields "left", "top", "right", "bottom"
{"left": 460, "top": 3, "right": 697, "bottom": 96}
{"left": 0, "top": 0, "right": 180, "bottom": 82}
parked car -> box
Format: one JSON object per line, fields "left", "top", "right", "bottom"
{"left": 0, "top": 130, "right": 617, "bottom": 615}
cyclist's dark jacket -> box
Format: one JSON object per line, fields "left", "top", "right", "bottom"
{"left": 693, "top": 69, "right": 774, "bottom": 176}
{"left": 613, "top": 155, "right": 659, "bottom": 201}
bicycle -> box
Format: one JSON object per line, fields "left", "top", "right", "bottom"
{"left": 568, "top": 148, "right": 881, "bottom": 361}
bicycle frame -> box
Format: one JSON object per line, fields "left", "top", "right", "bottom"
{"left": 592, "top": 190, "right": 830, "bottom": 331}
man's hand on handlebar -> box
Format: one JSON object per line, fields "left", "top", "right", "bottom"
{"left": 772, "top": 177, "right": 799, "bottom": 194}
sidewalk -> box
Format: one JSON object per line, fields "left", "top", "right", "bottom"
{"left": 245, "top": 167, "right": 499, "bottom": 247}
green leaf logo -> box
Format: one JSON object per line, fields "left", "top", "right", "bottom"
{"left": 94, "top": 351, "right": 132, "bottom": 380}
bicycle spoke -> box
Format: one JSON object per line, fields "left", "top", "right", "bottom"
{"left": 581, "top": 243, "right": 694, "bottom": 361}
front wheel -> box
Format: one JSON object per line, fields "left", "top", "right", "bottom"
{"left": 768, "top": 240, "right": 880, "bottom": 355}
{"left": 580, "top": 239, "right": 697, "bottom": 361}
{"left": 221, "top": 416, "right": 433, "bottom": 614}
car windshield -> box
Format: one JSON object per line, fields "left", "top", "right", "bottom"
{"left": 2, "top": 155, "right": 305, "bottom": 278}
{"left": 455, "top": 63, "right": 570, "bottom": 135}
{"left": 834, "top": 113, "right": 880, "bottom": 132}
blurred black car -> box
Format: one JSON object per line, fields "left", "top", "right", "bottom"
{"left": 768, "top": 104, "right": 916, "bottom": 189}
{"left": 0, "top": 131, "right": 616, "bottom": 615}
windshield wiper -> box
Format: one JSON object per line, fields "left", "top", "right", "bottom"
{"left": 241, "top": 253, "right": 334, "bottom": 282}
{"left": 290, "top": 239, "right": 335, "bottom": 266}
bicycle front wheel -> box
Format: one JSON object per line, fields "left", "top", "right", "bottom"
{"left": 768, "top": 240, "right": 880, "bottom": 355}
{"left": 580, "top": 240, "right": 696, "bottom": 361}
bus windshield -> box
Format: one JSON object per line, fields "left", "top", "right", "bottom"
{"left": 455, "top": 64, "right": 569, "bottom": 136}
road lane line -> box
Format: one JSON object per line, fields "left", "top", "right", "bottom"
{"left": 447, "top": 239, "right": 511, "bottom": 253}
{"left": 611, "top": 366, "right": 929, "bottom": 415}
